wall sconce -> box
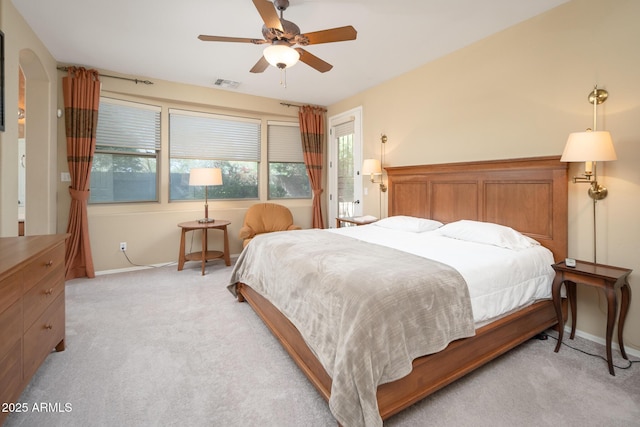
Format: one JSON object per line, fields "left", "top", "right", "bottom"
{"left": 362, "top": 134, "right": 388, "bottom": 192}
{"left": 189, "top": 168, "right": 223, "bottom": 223}
{"left": 362, "top": 159, "right": 386, "bottom": 192}
{"left": 18, "top": 108, "right": 26, "bottom": 120}
{"left": 562, "top": 129, "right": 616, "bottom": 199}
{"left": 560, "top": 85, "right": 617, "bottom": 262}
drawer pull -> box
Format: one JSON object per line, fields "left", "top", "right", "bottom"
{"left": 44, "top": 324, "right": 53, "bottom": 330}
{"left": 44, "top": 288, "right": 54, "bottom": 295}
{"left": 45, "top": 260, "right": 54, "bottom": 267}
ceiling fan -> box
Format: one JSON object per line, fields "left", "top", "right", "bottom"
{"left": 198, "top": 0, "right": 357, "bottom": 73}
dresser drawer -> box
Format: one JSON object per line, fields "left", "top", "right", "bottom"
{"left": 0, "top": 339, "right": 23, "bottom": 408}
{"left": 23, "top": 292, "right": 65, "bottom": 382}
{"left": 0, "top": 270, "right": 22, "bottom": 314}
{"left": 23, "top": 242, "right": 65, "bottom": 293}
{"left": 0, "top": 234, "right": 67, "bottom": 423}
{"left": 23, "top": 264, "right": 64, "bottom": 332}
{"left": 0, "top": 300, "right": 22, "bottom": 359}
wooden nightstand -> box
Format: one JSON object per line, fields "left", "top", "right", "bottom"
{"left": 335, "top": 216, "right": 378, "bottom": 228}
{"left": 551, "top": 260, "right": 632, "bottom": 375}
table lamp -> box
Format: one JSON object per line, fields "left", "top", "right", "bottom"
{"left": 189, "top": 168, "right": 223, "bottom": 223}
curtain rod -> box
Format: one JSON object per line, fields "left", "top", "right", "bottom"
{"left": 280, "top": 102, "right": 302, "bottom": 108}
{"left": 57, "top": 66, "right": 154, "bottom": 85}
{"left": 280, "top": 102, "right": 327, "bottom": 112}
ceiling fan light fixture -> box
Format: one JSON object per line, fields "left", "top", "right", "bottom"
{"left": 198, "top": 0, "right": 357, "bottom": 74}
{"left": 263, "top": 44, "right": 299, "bottom": 69}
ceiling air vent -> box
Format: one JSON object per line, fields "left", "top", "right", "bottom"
{"left": 213, "top": 79, "right": 240, "bottom": 89}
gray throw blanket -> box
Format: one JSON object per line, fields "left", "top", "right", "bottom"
{"left": 228, "top": 229, "right": 475, "bottom": 427}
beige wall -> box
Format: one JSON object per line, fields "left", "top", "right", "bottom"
{"left": 328, "top": 0, "right": 640, "bottom": 352}
{"left": 0, "top": 0, "right": 58, "bottom": 237}
{"left": 53, "top": 75, "right": 313, "bottom": 272}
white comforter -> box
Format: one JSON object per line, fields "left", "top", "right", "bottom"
{"left": 329, "top": 224, "right": 555, "bottom": 325}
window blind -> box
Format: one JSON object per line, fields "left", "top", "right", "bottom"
{"left": 96, "top": 98, "right": 161, "bottom": 151}
{"left": 268, "top": 121, "right": 303, "bottom": 163}
{"left": 169, "top": 109, "right": 260, "bottom": 161}
{"left": 333, "top": 119, "right": 354, "bottom": 139}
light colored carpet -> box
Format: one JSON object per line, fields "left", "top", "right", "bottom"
{"left": 5, "top": 260, "right": 640, "bottom": 427}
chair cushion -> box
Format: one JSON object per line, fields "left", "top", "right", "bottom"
{"left": 243, "top": 203, "right": 295, "bottom": 235}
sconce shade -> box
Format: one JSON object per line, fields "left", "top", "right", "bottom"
{"left": 362, "top": 159, "right": 382, "bottom": 175}
{"left": 189, "top": 168, "right": 223, "bottom": 186}
{"left": 263, "top": 44, "right": 300, "bottom": 69}
{"left": 561, "top": 131, "right": 617, "bottom": 162}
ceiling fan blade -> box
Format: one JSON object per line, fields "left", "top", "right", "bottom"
{"left": 252, "top": 0, "right": 284, "bottom": 32}
{"left": 198, "top": 35, "right": 266, "bottom": 44}
{"left": 295, "top": 48, "right": 333, "bottom": 73}
{"left": 302, "top": 26, "right": 357, "bottom": 45}
{"left": 250, "top": 56, "right": 270, "bottom": 73}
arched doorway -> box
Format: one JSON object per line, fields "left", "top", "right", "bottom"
{"left": 18, "top": 67, "right": 26, "bottom": 235}
{"left": 19, "top": 49, "right": 55, "bottom": 235}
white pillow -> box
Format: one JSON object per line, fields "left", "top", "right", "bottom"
{"left": 436, "top": 220, "right": 539, "bottom": 250}
{"left": 373, "top": 216, "right": 443, "bottom": 233}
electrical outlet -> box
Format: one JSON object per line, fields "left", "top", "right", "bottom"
{"left": 119, "top": 242, "right": 127, "bottom": 252}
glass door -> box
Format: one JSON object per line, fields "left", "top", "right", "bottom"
{"left": 337, "top": 131, "right": 356, "bottom": 218}
{"left": 328, "top": 107, "right": 362, "bottom": 226}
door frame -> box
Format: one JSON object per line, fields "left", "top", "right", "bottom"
{"left": 327, "top": 106, "right": 363, "bottom": 227}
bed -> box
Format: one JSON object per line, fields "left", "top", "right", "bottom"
{"left": 228, "top": 156, "right": 568, "bottom": 426}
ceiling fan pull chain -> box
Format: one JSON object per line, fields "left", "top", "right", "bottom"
{"left": 280, "top": 68, "right": 287, "bottom": 88}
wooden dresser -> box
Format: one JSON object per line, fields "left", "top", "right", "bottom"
{"left": 0, "top": 234, "right": 67, "bottom": 424}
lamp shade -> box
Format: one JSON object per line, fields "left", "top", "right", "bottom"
{"left": 362, "top": 159, "right": 382, "bottom": 175}
{"left": 188, "top": 168, "right": 223, "bottom": 186}
{"left": 263, "top": 44, "right": 300, "bottom": 69}
{"left": 561, "top": 131, "right": 617, "bottom": 162}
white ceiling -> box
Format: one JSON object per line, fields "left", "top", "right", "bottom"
{"left": 12, "top": 0, "right": 568, "bottom": 106}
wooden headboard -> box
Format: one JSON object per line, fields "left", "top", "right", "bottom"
{"left": 386, "top": 156, "right": 568, "bottom": 262}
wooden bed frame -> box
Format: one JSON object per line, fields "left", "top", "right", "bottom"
{"left": 235, "top": 156, "right": 568, "bottom": 424}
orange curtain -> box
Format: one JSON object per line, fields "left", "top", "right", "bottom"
{"left": 62, "top": 67, "right": 100, "bottom": 280}
{"left": 298, "top": 105, "right": 326, "bottom": 229}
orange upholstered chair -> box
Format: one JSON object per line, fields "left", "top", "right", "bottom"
{"left": 238, "top": 203, "right": 301, "bottom": 247}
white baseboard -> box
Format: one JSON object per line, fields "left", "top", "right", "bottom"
{"left": 95, "top": 254, "right": 240, "bottom": 276}
{"left": 95, "top": 263, "right": 170, "bottom": 276}
{"left": 565, "top": 326, "right": 640, "bottom": 359}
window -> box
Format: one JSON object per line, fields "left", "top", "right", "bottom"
{"left": 169, "top": 109, "right": 260, "bottom": 201}
{"left": 268, "top": 121, "right": 310, "bottom": 199}
{"left": 91, "top": 98, "right": 161, "bottom": 203}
